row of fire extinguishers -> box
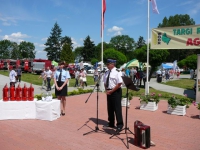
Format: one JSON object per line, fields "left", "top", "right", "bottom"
{"left": 3, "top": 83, "right": 34, "bottom": 101}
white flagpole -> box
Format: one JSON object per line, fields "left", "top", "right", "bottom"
{"left": 145, "top": 0, "right": 150, "bottom": 95}
{"left": 100, "top": 0, "right": 105, "bottom": 92}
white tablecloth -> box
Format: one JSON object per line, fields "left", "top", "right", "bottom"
{"left": 0, "top": 101, "right": 36, "bottom": 120}
{"left": 0, "top": 99, "right": 60, "bottom": 121}
{"left": 35, "top": 100, "right": 60, "bottom": 121}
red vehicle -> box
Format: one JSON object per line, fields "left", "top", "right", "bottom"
{"left": 20, "top": 59, "right": 33, "bottom": 73}
{"left": 32, "top": 59, "right": 53, "bottom": 74}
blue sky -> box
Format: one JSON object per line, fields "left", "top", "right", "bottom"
{"left": 0, "top": 0, "right": 200, "bottom": 59}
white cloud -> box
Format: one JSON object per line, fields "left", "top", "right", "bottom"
{"left": 34, "top": 43, "right": 46, "bottom": 48}
{"left": 178, "top": 1, "right": 193, "bottom": 6}
{"left": 3, "top": 32, "right": 30, "bottom": 43}
{"left": 41, "top": 37, "right": 47, "bottom": 41}
{"left": 107, "top": 26, "right": 124, "bottom": 36}
{"left": 72, "top": 37, "right": 81, "bottom": 49}
{"left": 188, "top": 2, "right": 200, "bottom": 15}
{"left": 0, "top": 14, "right": 17, "bottom": 26}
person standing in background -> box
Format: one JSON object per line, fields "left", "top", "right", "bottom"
{"left": 16, "top": 66, "right": 22, "bottom": 82}
{"left": 74, "top": 68, "right": 80, "bottom": 87}
{"left": 103, "top": 59, "right": 124, "bottom": 132}
{"left": 45, "top": 67, "right": 52, "bottom": 91}
{"left": 38, "top": 68, "right": 47, "bottom": 89}
{"left": 125, "top": 68, "right": 130, "bottom": 77}
{"left": 9, "top": 66, "right": 17, "bottom": 87}
{"left": 93, "top": 68, "right": 99, "bottom": 85}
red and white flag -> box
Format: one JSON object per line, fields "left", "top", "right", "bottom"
{"left": 101, "top": 0, "right": 106, "bottom": 37}
{"left": 150, "top": 0, "right": 159, "bottom": 14}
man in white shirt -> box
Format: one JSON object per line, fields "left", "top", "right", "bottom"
{"left": 45, "top": 67, "right": 53, "bottom": 91}
{"left": 103, "top": 59, "right": 123, "bottom": 132}
{"left": 9, "top": 66, "right": 17, "bottom": 87}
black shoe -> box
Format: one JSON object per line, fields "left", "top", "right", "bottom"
{"left": 103, "top": 124, "right": 115, "bottom": 128}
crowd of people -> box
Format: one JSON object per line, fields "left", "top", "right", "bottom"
{"left": 121, "top": 67, "right": 147, "bottom": 88}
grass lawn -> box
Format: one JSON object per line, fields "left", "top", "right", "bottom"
{"left": 161, "top": 78, "right": 195, "bottom": 90}
{"left": 0, "top": 70, "right": 96, "bottom": 87}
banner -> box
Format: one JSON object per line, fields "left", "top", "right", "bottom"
{"left": 151, "top": 24, "right": 200, "bottom": 49}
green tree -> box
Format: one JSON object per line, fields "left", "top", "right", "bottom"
{"left": 73, "top": 46, "right": 83, "bottom": 62}
{"left": 18, "top": 41, "right": 35, "bottom": 58}
{"left": 91, "top": 58, "right": 99, "bottom": 65}
{"left": 109, "top": 35, "right": 135, "bottom": 61}
{"left": 103, "top": 48, "right": 127, "bottom": 68}
{"left": 136, "top": 36, "right": 146, "bottom": 49}
{"left": 178, "top": 54, "right": 197, "bottom": 70}
{"left": 10, "top": 42, "right": 21, "bottom": 59}
{"left": 133, "top": 45, "right": 169, "bottom": 79}
{"left": 158, "top": 14, "right": 195, "bottom": 27}
{"left": 60, "top": 43, "right": 74, "bottom": 64}
{"left": 95, "top": 42, "right": 113, "bottom": 61}
{"left": 158, "top": 14, "right": 197, "bottom": 62}
{"left": 82, "top": 35, "right": 95, "bottom": 61}
{"left": 44, "top": 22, "right": 62, "bottom": 61}
{"left": 0, "top": 40, "right": 12, "bottom": 59}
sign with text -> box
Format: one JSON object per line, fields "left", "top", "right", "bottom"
{"left": 151, "top": 25, "right": 200, "bottom": 49}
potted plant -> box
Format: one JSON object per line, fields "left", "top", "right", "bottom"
{"left": 139, "top": 93, "right": 161, "bottom": 111}
{"left": 121, "top": 92, "right": 134, "bottom": 107}
{"left": 167, "top": 95, "right": 191, "bottom": 116}
{"left": 196, "top": 102, "right": 200, "bottom": 118}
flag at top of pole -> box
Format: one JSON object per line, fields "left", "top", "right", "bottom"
{"left": 150, "top": 0, "right": 159, "bottom": 14}
{"left": 101, "top": 0, "right": 106, "bottom": 37}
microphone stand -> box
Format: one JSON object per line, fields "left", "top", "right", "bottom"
{"left": 83, "top": 72, "right": 105, "bottom": 136}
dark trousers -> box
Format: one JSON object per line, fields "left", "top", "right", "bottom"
{"left": 74, "top": 78, "right": 79, "bottom": 87}
{"left": 107, "top": 88, "right": 123, "bottom": 128}
{"left": 47, "top": 77, "right": 51, "bottom": 90}
{"left": 17, "top": 75, "right": 21, "bottom": 82}
{"left": 143, "top": 78, "right": 146, "bottom": 88}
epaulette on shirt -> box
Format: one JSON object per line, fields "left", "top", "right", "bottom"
{"left": 116, "top": 69, "right": 120, "bottom": 72}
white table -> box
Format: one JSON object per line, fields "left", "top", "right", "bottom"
{"left": 0, "top": 100, "right": 36, "bottom": 120}
{"left": 0, "top": 99, "right": 60, "bottom": 121}
{"left": 35, "top": 100, "right": 60, "bottom": 121}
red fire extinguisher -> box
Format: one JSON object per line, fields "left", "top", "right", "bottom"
{"left": 22, "top": 84, "right": 27, "bottom": 101}
{"left": 3, "top": 84, "right": 9, "bottom": 101}
{"left": 15, "top": 84, "right": 22, "bottom": 101}
{"left": 28, "top": 84, "right": 34, "bottom": 101}
{"left": 10, "top": 85, "right": 15, "bottom": 101}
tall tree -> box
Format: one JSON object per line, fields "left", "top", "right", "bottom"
{"left": 133, "top": 45, "right": 169, "bottom": 79}
{"left": 73, "top": 46, "right": 83, "bottom": 62}
{"left": 158, "top": 14, "right": 197, "bottom": 62}
{"left": 44, "top": 22, "right": 62, "bottom": 61}
{"left": 10, "top": 42, "right": 21, "bottom": 59}
{"left": 82, "top": 35, "right": 95, "bottom": 62}
{"left": 103, "top": 48, "right": 127, "bottom": 68}
{"left": 0, "top": 40, "right": 12, "bottom": 59}
{"left": 95, "top": 42, "right": 113, "bottom": 61}
{"left": 109, "top": 35, "right": 135, "bottom": 61}
{"left": 136, "top": 36, "right": 146, "bottom": 49}
{"left": 60, "top": 43, "right": 74, "bottom": 64}
{"left": 18, "top": 41, "right": 35, "bottom": 59}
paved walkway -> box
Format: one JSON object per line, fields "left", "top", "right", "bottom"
{"left": 0, "top": 94, "right": 199, "bottom": 150}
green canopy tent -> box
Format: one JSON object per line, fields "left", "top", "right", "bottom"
{"left": 125, "top": 59, "right": 139, "bottom": 68}
{"left": 51, "top": 60, "right": 58, "bottom": 67}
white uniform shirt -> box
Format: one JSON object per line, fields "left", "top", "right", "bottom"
{"left": 9, "top": 70, "right": 17, "bottom": 82}
{"left": 45, "top": 70, "right": 52, "bottom": 78}
{"left": 103, "top": 67, "right": 123, "bottom": 89}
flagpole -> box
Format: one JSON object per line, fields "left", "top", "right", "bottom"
{"left": 145, "top": 0, "right": 150, "bottom": 95}
{"left": 100, "top": 0, "right": 105, "bottom": 92}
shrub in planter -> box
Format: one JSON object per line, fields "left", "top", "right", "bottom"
{"left": 139, "top": 93, "right": 161, "bottom": 104}
{"left": 168, "top": 95, "right": 191, "bottom": 108}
